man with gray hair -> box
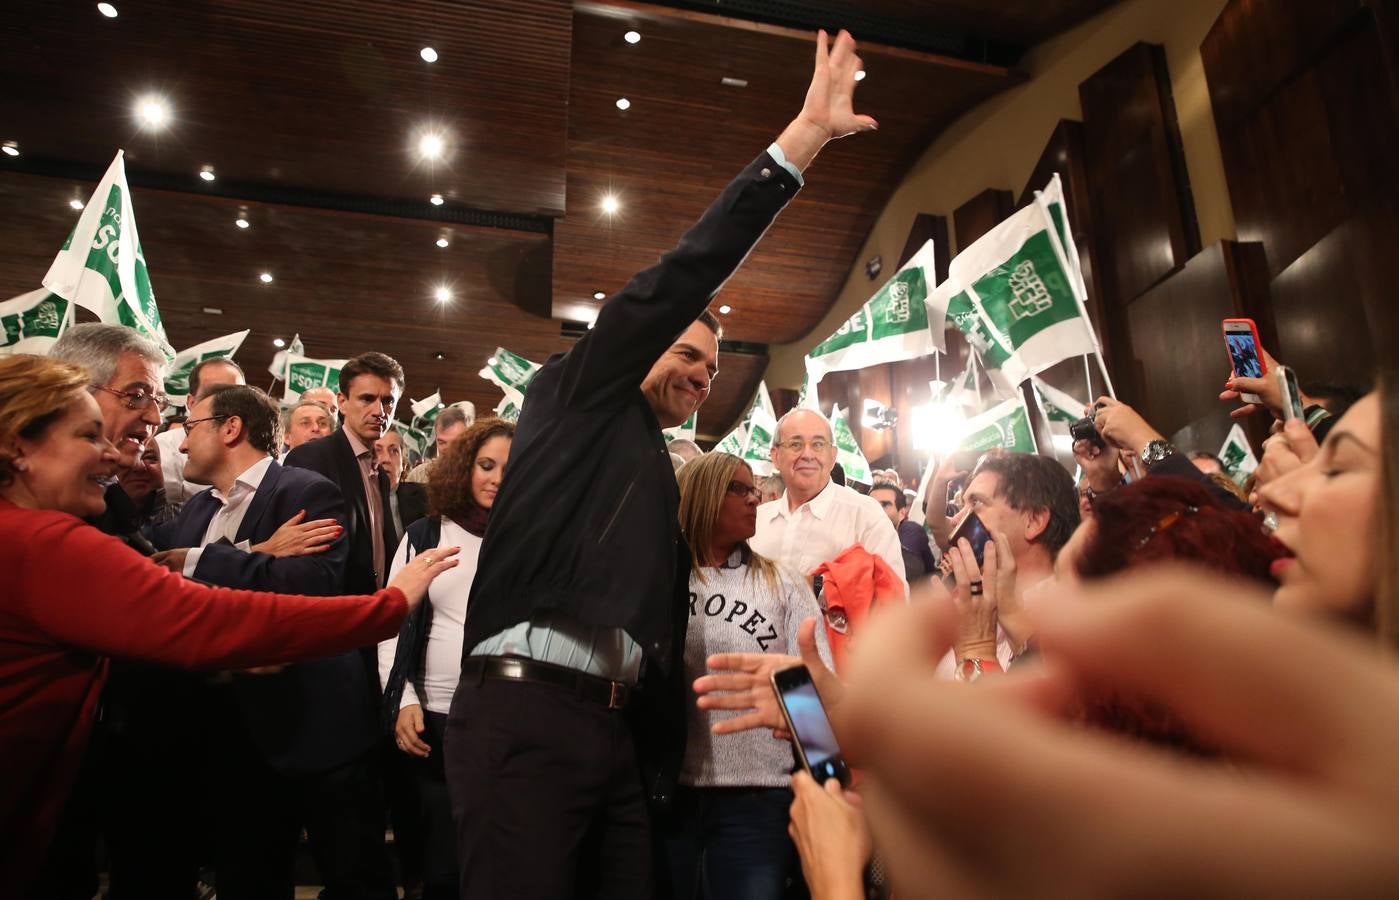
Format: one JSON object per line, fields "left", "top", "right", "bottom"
{"left": 404, "top": 400, "right": 474, "bottom": 484}
{"left": 50, "top": 323, "right": 169, "bottom": 538}
{"left": 667, "top": 438, "right": 702, "bottom": 465}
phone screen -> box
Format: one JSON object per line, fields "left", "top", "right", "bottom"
{"left": 774, "top": 668, "right": 849, "bottom": 785}
{"left": 949, "top": 510, "right": 993, "bottom": 568}
{"left": 1225, "top": 331, "right": 1263, "bottom": 379}
{"left": 1280, "top": 366, "right": 1305, "bottom": 419}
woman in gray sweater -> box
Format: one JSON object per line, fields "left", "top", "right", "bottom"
{"left": 664, "top": 452, "right": 831, "bottom": 900}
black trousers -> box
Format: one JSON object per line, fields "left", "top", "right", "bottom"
{"left": 210, "top": 720, "right": 397, "bottom": 900}
{"left": 444, "top": 675, "right": 650, "bottom": 900}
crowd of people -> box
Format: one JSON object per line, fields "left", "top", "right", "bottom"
{"left": 3, "top": 26, "right": 1398, "bottom": 900}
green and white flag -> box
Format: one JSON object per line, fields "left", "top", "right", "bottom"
{"left": 734, "top": 382, "right": 777, "bottom": 475}
{"left": 805, "top": 241, "right": 938, "bottom": 383}
{"left": 493, "top": 391, "right": 524, "bottom": 424}
{"left": 957, "top": 398, "right": 1038, "bottom": 456}
{"left": 663, "top": 411, "right": 697, "bottom": 443}
{"left": 164, "top": 330, "right": 249, "bottom": 407}
{"left": 1030, "top": 376, "right": 1088, "bottom": 429}
{"left": 268, "top": 333, "right": 305, "bottom": 380}
{"left": 829, "top": 405, "right": 873, "bottom": 485}
{"left": 1219, "top": 423, "right": 1258, "bottom": 486}
{"left": 42, "top": 150, "right": 174, "bottom": 358}
{"left": 0, "top": 289, "right": 73, "bottom": 356}
{"left": 410, "top": 392, "right": 443, "bottom": 432}
{"left": 395, "top": 421, "right": 431, "bottom": 460}
{"left": 945, "top": 198, "right": 1097, "bottom": 387}
{"left": 715, "top": 423, "right": 747, "bottom": 457}
{"left": 796, "top": 369, "right": 821, "bottom": 411}
{"left": 479, "top": 348, "right": 541, "bottom": 398}
{"left": 1038, "top": 173, "right": 1089, "bottom": 300}
{"left": 282, "top": 354, "right": 346, "bottom": 402}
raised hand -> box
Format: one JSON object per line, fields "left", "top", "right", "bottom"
{"left": 778, "top": 30, "right": 878, "bottom": 171}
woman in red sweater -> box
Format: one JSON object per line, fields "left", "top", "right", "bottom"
{"left": 0, "top": 354, "right": 460, "bottom": 895}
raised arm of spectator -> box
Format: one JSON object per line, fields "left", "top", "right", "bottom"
{"left": 558, "top": 30, "right": 876, "bottom": 409}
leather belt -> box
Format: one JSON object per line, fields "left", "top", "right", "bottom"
{"left": 462, "top": 655, "right": 632, "bottom": 710}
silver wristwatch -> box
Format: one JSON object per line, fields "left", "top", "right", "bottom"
{"left": 1140, "top": 439, "right": 1176, "bottom": 468}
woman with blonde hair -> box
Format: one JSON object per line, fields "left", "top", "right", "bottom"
{"left": 662, "top": 452, "right": 830, "bottom": 900}
{"left": 0, "top": 354, "right": 457, "bottom": 894}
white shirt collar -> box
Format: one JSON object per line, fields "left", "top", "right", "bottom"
{"left": 211, "top": 455, "right": 274, "bottom": 507}
{"left": 772, "top": 478, "right": 835, "bottom": 522}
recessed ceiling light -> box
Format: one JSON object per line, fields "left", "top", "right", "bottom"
{"left": 202, "top": 307, "right": 223, "bottom": 315}
{"left": 615, "top": 97, "right": 631, "bottom": 111}
{"left": 718, "top": 304, "right": 732, "bottom": 315}
{"left": 435, "top": 237, "right": 449, "bottom": 248}
{"left": 429, "top": 193, "right": 444, "bottom": 206}
{"left": 259, "top": 272, "right": 274, "bottom": 284}
{"left": 854, "top": 69, "right": 866, "bottom": 82}
{"left": 434, "top": 351, "right": 445, "bottom": 361}
{"left": 235, "top": 216, "right": 249, "bottom": 229}
{"left": 624, "top": 30, "right": 641, "bottom": 44}
{"left": 273, "top": 337, "right": 286, "bottom": 348}
{"left": 434, "top": 286, "right": 452, "bottom": 303}
{"left": 199, "top": 165, "right": 216, "bottom": 182}
{"left": 134, "top": 95, "right": 171, "bottom": 130}
{"left": 593, "top": 291, "right": 606, "bottom": 300}
{"left": 69, "top": 199, "right": 84, "bottom": 210}
{"left": 601, "top": 194, "right": 620, "bottom": 215}
{"left": 420, "top": 47, "right": 438, "bottom": 63}
{"left": 2, "top": 142, "right": 18, "bottom": 157}
{"left": 97, "top": 2, "right": 118, "bottom": 17}
{"left": 417, "top": 131, "right": 445, "bottom": 160}
{"left": 721, "top": 77, "right": 748, "bottom": 88}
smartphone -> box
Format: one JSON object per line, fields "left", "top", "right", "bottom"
{"left": 1222, "top": 318, "right": 1267, "bottom": 404}
{"left": 771, "top": 664, "right": 852, "bottom": 787}
{"left": 948, "top": 510, "right": 993, "bottom": 569}
{"left": 1277, "top": 365, "right": 1304, "bottom": 420}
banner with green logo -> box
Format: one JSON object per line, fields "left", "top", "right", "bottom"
{"left": 715, "top": 423, "right": 747, "bottom": 457}
{"left": 663, "top": 411, "right": 697, "bottom": 443}
{"left": 164, "top": 330, "right": 249, "bottom": 407}
{"left": 269, "top": 333, "right": 305, "bottom": 380}
{"left": 395, "top": 421, "right": 431, "bottom": 460}
{"left": 479, "top": 348, "right": 541, "bottom": 398}
{"left": 0, "top": 289, "right": 73, "bottom": 356}
{"left": 1030, "top": 375, "right": 1087, "bottom": 427}
{"left": 282, "top": 354, "right": 346, "bottom": 402}
{"left": 805, "top": 241, "right": 937, "bottom": 383}
{"left": 410, "top": 392, "right": 444, "bottom": 433}
{"left": 829, "top": 405, "right": 873, "bottom": 485}
{"left": 958, "top": 398, "right": 1038, "bottom": 455}
{"left": 1219, "top": 423, "right": 1258, "bottom": 486}
{"left": 42, "top": 151, "right": 174, "bottom": 358}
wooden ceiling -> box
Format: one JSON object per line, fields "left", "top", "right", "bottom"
{"left": 0, "top": 0, "right": 1113, "bottom": 437}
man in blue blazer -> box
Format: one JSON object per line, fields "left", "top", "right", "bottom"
{"left": 145, "top": 383, "right": 397, "bottom": 900}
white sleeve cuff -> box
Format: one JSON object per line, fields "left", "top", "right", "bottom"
{"left": 765, "top": 142, "right": 805, "bottom": 187}
{"left": 182, "top": 547, "right": 203, "bottom": 578}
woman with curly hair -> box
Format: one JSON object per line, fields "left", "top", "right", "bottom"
{"left": 378, "top": 416, "right": 513, "bottom": 900}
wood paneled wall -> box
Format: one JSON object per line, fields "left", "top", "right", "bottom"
{"left": 1202, "top": 0, "right": 1399, "bottom": 384}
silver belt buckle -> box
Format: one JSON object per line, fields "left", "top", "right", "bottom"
{"left": 608, "top": 681, "right": 626, "bottom": 710}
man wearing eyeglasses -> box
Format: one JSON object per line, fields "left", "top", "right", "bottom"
{"left": 751, "top": 408, "right": 908, "bottom": 594}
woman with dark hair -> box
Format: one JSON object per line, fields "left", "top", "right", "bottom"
{"left": 0, "top": 354, "right": 457, "bottom": 894}
{"left": 665, "top": 452, "right": 831, "bottom": 900}
{"left": 1059, "top": 475, "right": 1284, "bottom": 585}
{"left": 378, "top": 416, "right": 513, "bottom": 900}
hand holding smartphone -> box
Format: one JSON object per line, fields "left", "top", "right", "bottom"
{"left": 948, "top": 511, "right": 993, "bottom": 570}
{"left": 772, "top": 664, "right": 852, "bottom": 787}
{"left": 1276, "top": 365, "right": 1305, "bottom": 421}
{"left": 1222, "top": 318, "right": 1267, "bottom": 404}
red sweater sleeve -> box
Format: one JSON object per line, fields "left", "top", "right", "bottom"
{"left": 17, "top": 511, "right": 407, "bottom": 670}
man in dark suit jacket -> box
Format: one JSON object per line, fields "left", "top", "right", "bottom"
{"left": 284, "top": 351, "right": 404, "bottom": 595}
{"left": 146, "top": 384, "right": 396, "bottom": 900}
